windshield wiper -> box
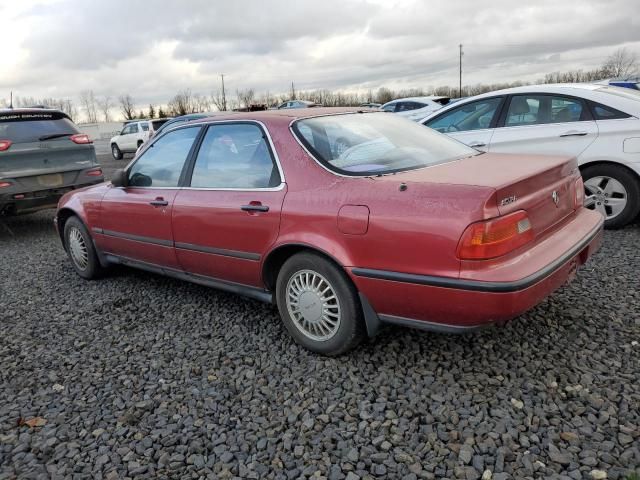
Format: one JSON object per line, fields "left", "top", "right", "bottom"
{"left": 39, "top": 133, "right": 74, "bottom": 141}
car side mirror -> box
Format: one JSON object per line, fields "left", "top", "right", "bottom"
{"left": 111, "top": 169, "right": 127, "bottom": 187}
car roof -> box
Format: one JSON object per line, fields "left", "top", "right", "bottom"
{"left": 193, "top": 107, "right": 372, "bottom": 123}
{"left": 386, "top": 96, "right": 448, "bottom": 104}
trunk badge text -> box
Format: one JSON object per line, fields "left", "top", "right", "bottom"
{"left": 500, "top": 195, "right": 517, "bottom": 207}
{"left": 552, "top": 190, "right": 560, "bottom": 207}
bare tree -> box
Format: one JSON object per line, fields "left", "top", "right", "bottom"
{"left": 168, "top": 89, "right": 201, "bottom": 116}
{"left": 79, "top": 90, "right": 98, "bottom": 123}
{"left": 602, "top": 47, "right": 639, "bottom": 79}
{"left": 118, "top": 94, "right": 136, "bottom": 120}
{"left": 236, "top": 88, "right": 256, "bottom": 109}
{"left": 210, "top": 89, "right": 228, "bottom": 111}
{"left": 97, "top": 95, "right": 113, "bottom": 122}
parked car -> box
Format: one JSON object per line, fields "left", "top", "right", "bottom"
{"left": 276, "top": 100, "right": 321, "bottom": 109}
{"left": 421, "top": 84, "right": 640, "bottom": 228}
{"left": 110, "top": 119, "right": 171, "bottom": 159}
{"left": 381, "top": 96, "right": 451, "bottom": 121}
{"left": 0, "top": 108, "right": 103, "bottom": 216}
{"left": 597, "top": 79, "right": 640, "bottom": 91}
{"left": 151, "top": 113, "right": 228, "bottom": 139}
{"left": 359, "top": 103, "right": 381, "bottom": 108}
{"left": 55, "top": 108, "right": 603, "bottom": 355}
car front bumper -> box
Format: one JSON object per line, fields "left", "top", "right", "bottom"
{"left": 349, "top": 208, "right": 604, "bottom": 334}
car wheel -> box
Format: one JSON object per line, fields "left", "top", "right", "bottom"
{"left": 64, "top": 216, "right": 105, "bottom": 279}
{"left": 333, "top": 137, "right": 351, "bottom": 156}
{"left": 582, "top": 164, "right": 640, "bottom": 229}
{"left": 275, "top": 252, "right": 365, "bottom": 356}
{"left": 111, "top": 143, "right": 123, "bottom": 160}
{"left": 137, "top": 140, "right": 143, "bottom": 149}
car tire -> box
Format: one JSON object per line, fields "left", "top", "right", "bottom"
{"left": 581, "top": 164, "right": 640, "bottom": 229}
{"left": 137, "top": 140, "right": 143, "bottom": 149}
{"left": 111, "top": 143, "right": 123, "bottom": 160}
{"left": 63, "top": 216, "right": 105, "bottom": 279}
{"left": 275, "top": 252, "right": 365, "bottom": 356}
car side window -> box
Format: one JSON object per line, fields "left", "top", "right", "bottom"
{"left": 505, "top": 95, "right": 586, "bottom": 127}
{"left": 590, "top": 102, "right": 631, "bottom": 120}
{"left": 141, "top": 123, "right": 149, "bottom": 131}
{"left": 381, "top": 103, "right": 397, "bottom": 112}
{"left": 130, "top": 123, "right": 140, "bottom": 133}
{"left": 426, "top": 98, "right": 502, "bottom": 133}
{"left": 121, "top": 124, "right": 132, "bottom": 135}
{"left": 189, "top": 124, "right": 280, "bottom": 189}
{"left": 127, "top": 127, "right": 200, "bottom": 188}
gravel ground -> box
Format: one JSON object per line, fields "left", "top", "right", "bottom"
{"left": 0, "top": 154, "right": 639, "bottom": 479}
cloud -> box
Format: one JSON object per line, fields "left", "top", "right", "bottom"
{"left": 2, "top": 0, "right": 639, "bottom": 119}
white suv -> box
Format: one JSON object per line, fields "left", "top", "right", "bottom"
{"left": 110, "top": 119, "right": 170, "bottom": 159}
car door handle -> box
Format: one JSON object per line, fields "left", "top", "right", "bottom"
{"left": 241, "top": 204, "right": 269, "bottom": 212}
{"left": 149, "top": 198, "right": 169, "bottom": 207}
{"left": 559, "top": 131, "right": 588, "bottom": 137}
{"left": 468, "top": 141, "right": 487, "bottom": 148}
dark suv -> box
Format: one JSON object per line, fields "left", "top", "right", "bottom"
{"left": 0, "top": 108, "right": 104, "bottom": 215}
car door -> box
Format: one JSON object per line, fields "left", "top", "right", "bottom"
{"left": 95, "top": 126, "right": 202, "bottom": 269}
{"left": 423, "top": 97, "right": 504, "bottom": 151}
{"left": 488, "top": 94, "right": 598, "bottom": 156}
{"left": 172, "top": 122, "right": 286, "bottom": 288}
{"left": 123, "top": 123, "right": 139, "bottom": 150}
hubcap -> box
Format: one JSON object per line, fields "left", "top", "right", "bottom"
{"left": 68, "top": 227, "right": 89, "bottom": 270}
{"left": 112, "top": 146, "right": 118, "bottom": 156}
{"left": 584, "top": 176, "right": 627, "bottom": 220}
{"left": 286, "top": 270, "right": 341, "bottom": 341}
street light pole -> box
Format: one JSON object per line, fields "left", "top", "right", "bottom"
{"left": 221, "top": 74, "right": 227, "bottom": 111}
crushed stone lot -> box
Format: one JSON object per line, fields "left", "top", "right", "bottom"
{"left": 0, "top": 156, "right": 639, "bottom": 480}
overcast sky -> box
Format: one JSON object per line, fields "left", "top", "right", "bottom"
{"left": 2, "top": 0, "right": 640, "bottom": 114}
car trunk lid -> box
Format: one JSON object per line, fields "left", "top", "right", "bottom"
{"left": 378, "top": 152, "right": 579, "bottom": 237}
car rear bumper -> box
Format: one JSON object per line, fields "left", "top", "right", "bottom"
{"left": 349, "top": 208, "right": 604, "bottom": 334}
{"left": 0, "top": 176, "right": 103, "bottom": 215}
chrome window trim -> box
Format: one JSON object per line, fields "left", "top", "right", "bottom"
{"left": 122, "top": 119, "right": 286, "bottom": 192}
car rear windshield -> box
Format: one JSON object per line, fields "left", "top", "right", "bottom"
{"left": 292, "top": 112, "right": 478, "bottom": 176}
{"left": 152, "top": 119, "right": 169, "bottom": 130}
{"left": 0, "top": 111, "right": 79, "bottom": 143}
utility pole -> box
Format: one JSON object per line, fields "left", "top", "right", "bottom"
{"left": 9, "top": 91, "right": 13, "bottom": 109}
{"left": 459, "top": 44, "right": 463, "bottom": 99}
{"left": 291, "top": 81, "right": 296, "bottom": 100}
{"left": 220, "top": 74, "right": 227, "bottom": 111}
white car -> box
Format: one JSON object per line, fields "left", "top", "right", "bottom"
{"left": 420, "top": 84, "right": 640, "bottom": 228}
{"left": 381, "top": 96, "right": 451, "bottom": 121}
{"left": 110, "top": 119, "right": 170, "bottom": 159}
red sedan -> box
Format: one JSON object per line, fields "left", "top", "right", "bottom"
{"left": 55, "top": 108, "right": 604, "bottom": 355}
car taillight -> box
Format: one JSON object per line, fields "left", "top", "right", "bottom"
{"left": 0, "top": 140, "right": 12, "bottom": 151}
{"left": 70, "top": 134, "right": 92, "bottom": 144}
{"left": 86, "top": 168, "right": 103, "bottom": 177}
{"left": 457, "top": 210, "right": 534, "bottom": 260}
{"left": 0, "top": 181, "right": 11, "bottom": 188}
{"left": 574, "top": 176, "right": 584, "bottom": 209}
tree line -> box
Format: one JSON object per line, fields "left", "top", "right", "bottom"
{"left": 2, "top": 47, "right": 637, "bottom": 123}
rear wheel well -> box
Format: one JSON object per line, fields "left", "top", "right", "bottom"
{"left": 262, "top": 245, "right": 346, "bottom": 292}
{"left": 579, "top": 161, "right": 640, "bottom": 182}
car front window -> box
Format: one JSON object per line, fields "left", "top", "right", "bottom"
{"left": 293, "top": 112, "right": 478, "bottom": 176}
{"left": 127, "top": 126, "right": 200, "bottom": 187}
{"left": 426, "top": 98, "right": 502, "bottom": 133}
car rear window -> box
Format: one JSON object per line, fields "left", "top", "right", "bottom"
{"left": 292, "top": 112, "right": 479, "bottom": 176}
{"left": 0, "top": 111, "right": 79, "bottom": 143}
{"left": 152, "top": 119, "right": 169, "bottom": 130}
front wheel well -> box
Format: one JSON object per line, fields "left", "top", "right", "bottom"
{"left": 262, "top": 244, "right": 346, "bottom": 292}
{"left": 56, "top": 208, "right": 77, "bottom": 246}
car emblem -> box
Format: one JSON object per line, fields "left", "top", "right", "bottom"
{"left": 552, "top": 190, "right": 560, "bottom": 207}
{"left": 500, "top": 195, "right": 517, "bottom": 206}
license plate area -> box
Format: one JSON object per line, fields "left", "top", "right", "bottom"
{"left": 37, "top": 174, "right": 63, "bottom": 187}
